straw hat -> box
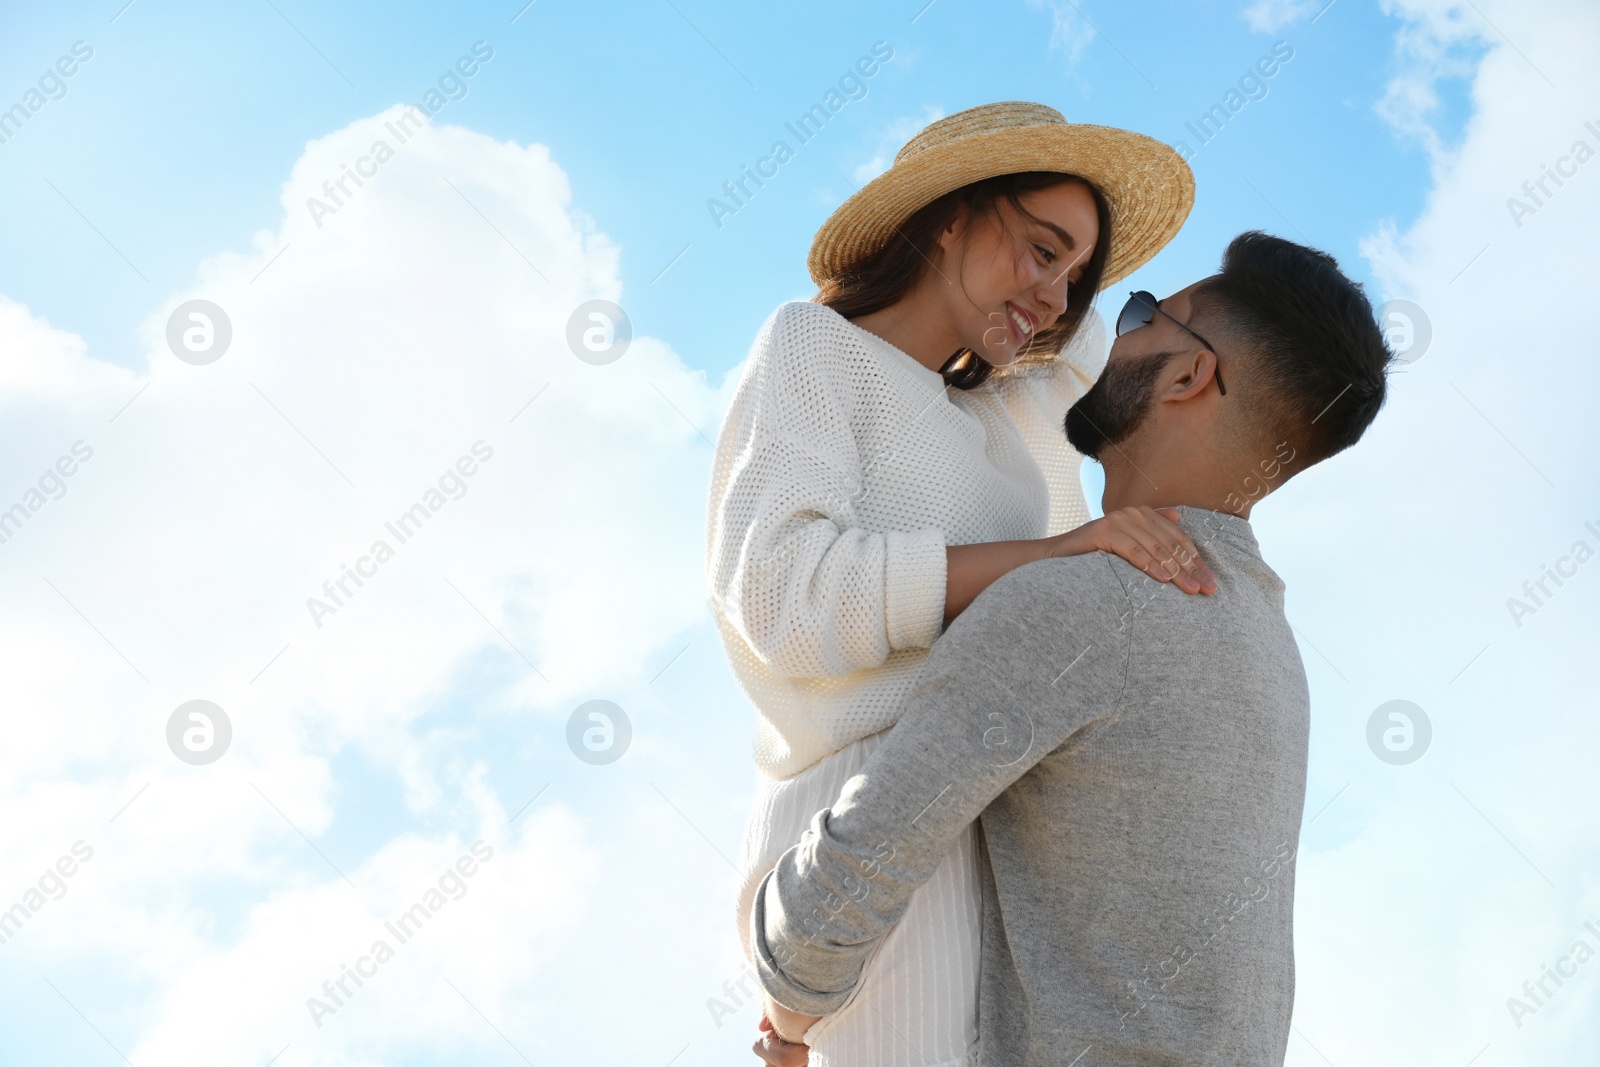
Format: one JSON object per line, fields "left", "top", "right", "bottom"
{"left": 807, "top": 101, "right": 1193, "bottom": 291}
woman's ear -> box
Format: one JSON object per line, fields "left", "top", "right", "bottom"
{"left": 937, "top": 202, "right": 975, "bottom": 255}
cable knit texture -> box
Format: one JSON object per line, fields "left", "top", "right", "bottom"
{"left": 707, "top": 299, "right": 1108, "bottom": 779}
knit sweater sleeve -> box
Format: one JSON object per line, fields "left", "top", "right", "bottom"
{"left": 707, "top": 304, "right": 949, "bottom": 679}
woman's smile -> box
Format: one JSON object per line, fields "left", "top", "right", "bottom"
{"left": 1004, "top": 300, "right": 1039, "bottom": 344}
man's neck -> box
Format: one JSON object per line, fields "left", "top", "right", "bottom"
{"left": 1100, "top": 452, "right": 1256, "bottom": 519}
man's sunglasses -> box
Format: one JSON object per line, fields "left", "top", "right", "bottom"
{"left": 1114, "top": 290, "right": 1227, "bottom": 396}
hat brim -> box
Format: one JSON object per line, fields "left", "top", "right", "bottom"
{"left": 807, "top": 122, "right": 1194, "bottom": 291}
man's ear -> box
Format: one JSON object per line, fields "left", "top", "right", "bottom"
{"left": 1160, "top": 348, "right": 1221, "bottom": 403}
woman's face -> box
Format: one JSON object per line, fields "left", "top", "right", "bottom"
{"left": 937, "top": 181, "right": 1101, "bottom": 368}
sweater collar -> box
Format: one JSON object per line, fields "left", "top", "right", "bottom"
{"left": 1170, "top": 505, "right": 1261, "bottom": 558}
{"left": 834, "top": 314, "right": 949, "bottom": 397}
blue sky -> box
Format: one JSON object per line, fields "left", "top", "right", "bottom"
{"left": 0, "top": 1, "right": 1596, "bottom": 1066}
{"left": 3, "top": 0, "right": 1463, "bottom": 379}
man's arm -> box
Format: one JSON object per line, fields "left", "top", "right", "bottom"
{"left": 751, "top": 553, "right": 1134, "bottom": 1016}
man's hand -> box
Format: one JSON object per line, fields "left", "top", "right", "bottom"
{"left": 752, "top": 1012, "right": 811, "bottom": 1066}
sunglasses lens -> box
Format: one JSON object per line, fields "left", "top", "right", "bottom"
{"left": 1116, "top": 292, "right": 1155, "bottom": 337}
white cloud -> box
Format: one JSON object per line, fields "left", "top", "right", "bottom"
{"left": 1241, "top": 0, "right": 1321, "bottom": 33}
{"left": 1023, "top": 0, "right": 1102, "bottom": 70}
{"left": 6, "top": 0, "right": 1599, "bottom": 1057}
{"left": 852, "top": 105, "right": 945, "bottom": 185}
{"left": 1372, "top": 0, "right": 1491, "bottom": 161}
{"left": 0, "top": 104, "right": 757, "bottom": 1064}
{"left": 1273, "top": 1, "right": 1600, "bottom": 1062}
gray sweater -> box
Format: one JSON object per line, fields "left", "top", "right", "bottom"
{"left": 752, "top": 506, "right": 1310, "bottom": 1066}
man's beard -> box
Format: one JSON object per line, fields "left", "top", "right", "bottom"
{"left": 1064, "top": 351, "right": 1174, "bottom": 459}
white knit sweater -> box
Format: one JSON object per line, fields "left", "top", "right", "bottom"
{"left": 707, "top": 299, "right": 1107, "bottom": 779}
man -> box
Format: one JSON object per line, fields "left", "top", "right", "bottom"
{"left": 751, "top": 231, "right": 1393, "bottom": 1065}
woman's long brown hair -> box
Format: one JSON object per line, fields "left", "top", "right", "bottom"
{"left": 813, "top": 171, "right": 1113, "bottom": 390}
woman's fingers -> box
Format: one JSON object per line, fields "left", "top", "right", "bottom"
{"left": 1061, "top": 506, "right": 1218, "bottom": 594}
{"left": 1128, "top": 539, "right": 1197, "bottom": 591}
{"left": 752, "top": 1033, "right": 810, "bottom": 1066}
{"left": 753, "top": 1013, "right": 810, "bottom": 1065}
{"left": 1144, "top": 509, "right": 1209, "bottom": 590}
{"left": 1106, "top": 507, "right": 1216, "bottom": 594}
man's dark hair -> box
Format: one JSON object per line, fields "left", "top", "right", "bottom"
{"left": 1190, "top": 231, "right": 1393, "bottom": 467}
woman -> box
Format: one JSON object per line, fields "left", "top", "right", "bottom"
{"left": 706, "top": 102, "right": 1206, "bottom": 1066}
